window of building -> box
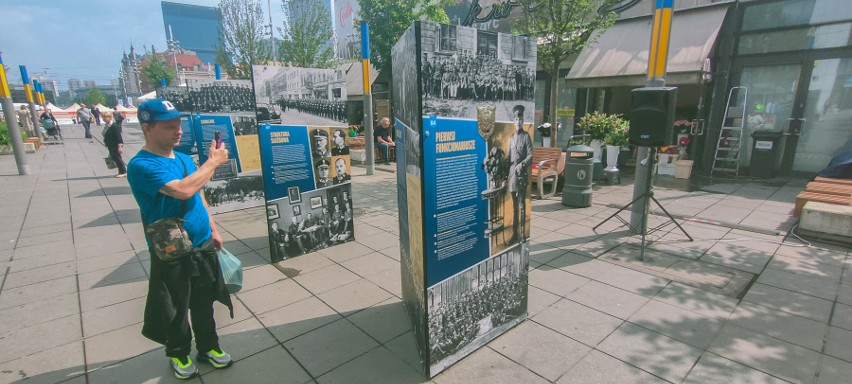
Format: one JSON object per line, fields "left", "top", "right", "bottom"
{"left": 742, "top": 0, "right": 852, "bottom": 32}
{"left": 512, "top": 36, "right": 528, "bottom": 61}
{"left": 477, "top": 32, "right": 498, "bottom": 57}
{"left": 332, "top": 88, "right": 341, "bottom": 98}
{"left": 738, "top": 22, "right": 852, "bottom": 54}
{"left": 440, "top": 24, "right": 457, "bottom": 52}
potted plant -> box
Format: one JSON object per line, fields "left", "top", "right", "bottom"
{"left": 537, "top": 122, "right": 552, "bottom": 147}
{"left": 602, "top": 115, "right": 629, "bottom": 171}
{"left": 577, "top": 112, "right": 622, "bottom": 163}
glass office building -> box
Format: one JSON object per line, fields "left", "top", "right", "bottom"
{"left": 161, "top": 1, "right": 221, "bottom": 65}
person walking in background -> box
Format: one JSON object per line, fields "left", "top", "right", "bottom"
{"left": 102, "top": 112, "right": 126, "bottom": 177}
{"left": 92, "top": 104, "right": 101, "bottom": 126}
{"left": 77, "top": 103, "right": 93, "bottom": 139}
{"left": 16, "top": 105, "right": 32, "bottom": 137}
{"left": 127, "top": 98, "right": 235, "bottom": 379}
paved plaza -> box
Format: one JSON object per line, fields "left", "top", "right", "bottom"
{"left": 2, "top": 124, "right": 852, "bottom": 384}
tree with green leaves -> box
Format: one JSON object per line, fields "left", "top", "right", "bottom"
{"left": 142, "top": 56, "right": 176, "bottom": 88}
{"left": 356, "top": 0, "right": 449, "bottom": 74}
{"left": 216, "top": 0, "right": 271, "bottom": 79}
{"left": 279, "top": 0, "right": 334, "bottom": 68}
{"left": 515, "top": 0, "right": 621, "bottom": 146}
{"left": 83, "top": 88, "right": 106, "bottom": 107}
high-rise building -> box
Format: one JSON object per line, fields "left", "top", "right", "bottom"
{"left": 83, "top": 80, "right": 97, "bottom": 88}
{"left": 161, "top": 1, "right": 221, "bottom": 64}
{"left": 68, "top": 79, "right": 82, "bottom": 91}
{"left": 334, "top": 0, "right": 359, "bottom": 61}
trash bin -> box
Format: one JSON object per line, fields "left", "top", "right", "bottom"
{"left": 562, "top": 145, "right": 594, "bottom": 207}
{"left": 750, "top": 130, "right": 783, "bottom": 178}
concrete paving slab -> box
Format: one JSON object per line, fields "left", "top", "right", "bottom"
{"left": 831, "top": 302, "right": 852, "bottom": 331}
{"left": 569, "top": 280, "right": 650, "bottom": 320}
{"left": 83, "top": 323, "right": 160, "bottom": 372}
{"left": 293, "top": 263, "right": 362, "bottom": 295}
{"left": 0, "top": 314, "right": 82, "bottom": 364}
{"left": 363, "top": 268, "right": 402, "bottom": 298}
{"left": 2, "top": 261, "right": 76, "bottom": 289}
{"left": 532, "top": 298, "right": 623, "bottom": 347}
{"left": 82, "top": 297, "right": 145, "bottom": 337}
{"left": 237, "top": 278, "right": 313, "bottom": 315}
{"left": 239, "top": 264, "right": 288, "bottom": 292}
{"left": 709, "top": 324, "right": 819, "bottom": 384}
{"left": 432, "top": 346, "right": 549, "bottom": 384}
{"left": 276, "top": 253, "right": 335, "bottom": 277}
{"left": 817, "top": 355, "right": 852, "bottom": 384}
{"left": 489, "top": 321, "right": 591, "bottom": 382}
{"left": 198, "top": 317, "right": 281, "bottom": 375}
{"left": 767, "top": 253, "right": 843, "bottom": 282}
{"left": 560, "top": 258, "right": 669, "bottom": 297}
{"left": 0, "top": 275, "right": 77, "bottom": 310}
{"left": 758, "top": 268, "right": 839, "bottom": 301}
{"left": 598, "top": 322, "right": 703, "bottom": 383}
{"left": 729, "top": 301, "right": 827, "bottom": 351}
{"left": 347, "top": 299, "right": 412, "bottom": 344}
{"left": 700, "top": 243, "right": 772, "bottom": 275}
{"left": 77, "top": 260, "right": 146, "bottom": 291}
{"left": 528, "top": 265, "right": 590, "bottom": 297}
{"left": 743, "top": 283, "right": 833, "bottom": 323}
{"left": 0, "top": 341, "right": 86, "bottom": 384}
{"left": 319, "top": 241, "right": 376, "bottom": 263}
{"left": 317, "top": 345, "right": 426, "bottom": 384}
{"left": 527, "top": 285, "right": 561, "bottom": 317}
{"left": 283, "top": 318, "right": 379, "bottom": 376}
{"left": 258, "top": 297, "right": 341, "bottom": 343}
{"left": 557, "top": 349, "right": 669, "bottom": 384}
{"left": 0, "top": 293, "right": 78, "bottom": 335}
{"left": 824, "top": 326, "right": 852, "bottom": 364}
{"left": 628, "top": 299, "right": 724, "bottom": 349}
{"left": 79, "top": 279, "right": 148, "bottom": 312}
{"left": 340, "top": 252, "right": 398, "bottom": 277}
{"left": 684, "top": 352, "right": 788, "bottom": 384}
{"left": 87, "top": 347, "right": 201, "bottom": 383}
{"left": 383, "top": 332, "right": 425, "bottom": 373}
{"left": 317, "top": 279, "right": 393, "bottom": 315}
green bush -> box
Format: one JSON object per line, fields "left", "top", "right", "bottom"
{"left": 577, "top": 112, "right": 629, "bottom": 143}
{"left": 0, "top": 122, "right": 9, "bottom": 146}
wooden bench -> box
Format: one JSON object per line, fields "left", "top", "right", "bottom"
{"left": 805, "top": 182, "right": 852, "bottom": 197}
{"left": 795, "top": 191, "right": 852, "bottom": 217}
{"left": 531, "top": 147, "right": 565, "bottom": 199}
{"left": 814, "top": 176, "right": 852, "bottom": 186}
{"left": 24, "top": 137, "right": 41, "bottom": 150}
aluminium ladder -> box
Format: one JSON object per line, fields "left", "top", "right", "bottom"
{"left": 711, "top": 86, "right": 748, "bottom": 177}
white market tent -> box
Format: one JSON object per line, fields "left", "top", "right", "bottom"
{"left": 45, "top": 102, "right": 65, "bottom": 112}
{"left": 64, "top": 103, "right": 81, "bottom": 112}
{"left": 138, "top": 91, "right": 157, "bottom": 101}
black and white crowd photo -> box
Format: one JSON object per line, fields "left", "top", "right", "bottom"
{"left": 426, "top": 246, "right": 529, "bottom": 372}
{"left": 267, "top": 184, "right": 355, "bottom": 262}
{"left": 418, "top": 21, "right": 536, "bottom": 122}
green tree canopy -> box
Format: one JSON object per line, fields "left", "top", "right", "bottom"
{"left": 216, "top": 0, "right": 271, "bottom": 79}
{"left": 83, "top": 88, "right": 106, "bottom": 107}
{"left": 142, "top": 56, "right": 176, "bottom": 88}
{"left": 279, "top": 0, "right": 335, "bottom": 68}
{"left": 514, "top": 0, "right": 620, "bottom": 146}
{"left": 356, "top": 0, "right": 449, "bottom": 74}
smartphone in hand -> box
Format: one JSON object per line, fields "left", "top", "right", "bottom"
{"left": 214, "top": 131, "right": 222, "bottom": 149}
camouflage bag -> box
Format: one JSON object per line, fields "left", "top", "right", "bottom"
{"left": 145, "top": 218, "right": 193, "bottom": 262}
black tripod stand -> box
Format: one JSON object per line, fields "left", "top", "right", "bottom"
{"left": 593, "top": 147, "right": 693, "bottom": 260}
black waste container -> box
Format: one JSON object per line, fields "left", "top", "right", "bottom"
{"left": 562, "top": 145, "right": 595, "bottom": 207}
{"left": 750, "top": 130, "right": 783, "bottom": 178}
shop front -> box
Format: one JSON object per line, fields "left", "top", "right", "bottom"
{"left": 719, "top": 0, "right": 852, "bottom": 176}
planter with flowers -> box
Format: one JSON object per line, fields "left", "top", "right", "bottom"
{"left": 672, "top": 120, "right": 694, "bottom": 179}
{"left": 577, "top": 112, "right": 628, "bottom": 165}
{"left": 603, "top": 117, "right": 630, "bottom": 172}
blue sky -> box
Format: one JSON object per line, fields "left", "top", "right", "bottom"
{"left": 0, "top": 0, "right": 286, "bottom": 89}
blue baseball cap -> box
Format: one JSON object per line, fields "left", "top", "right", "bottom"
{"left": 137, "top": 98, "right": 188, "bottom": 124}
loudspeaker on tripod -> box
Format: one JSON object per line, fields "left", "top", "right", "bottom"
{"left": 629, "top": 87, "right": 677, "bottom": 147}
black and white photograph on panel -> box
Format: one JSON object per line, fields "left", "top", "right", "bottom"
{"left": 202, "top": 175, "right": 265, "bottom": 212}
{"left": 426, "top": 244, "right": 529, "bottom": 373}
{"left": 391, "top": 22, "right": 422, "bottom": 134}
{"left": 251, "top": 64, "right": 348, "bottom": 126}
{"left": 266, "top": 183, "right": 354, "bottom": 261}
{"left": 418, "top": 20, "right": 536, "bottom": 122}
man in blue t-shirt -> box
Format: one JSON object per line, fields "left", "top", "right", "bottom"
{"left": 127, "top": 98, "right": 233, "bottom": 379}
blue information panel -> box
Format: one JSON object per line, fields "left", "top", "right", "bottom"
{"left": 194, "top": 115, "right": 241, "bottom": 175}
{"left": 258, "top": 124, "right": 355, "bottom": 262}
{"left": 175, "top": 117, "right": 198, "bottom": 156}
{"left": 258, "top": 124, "right": 315, "bottom": 201}
{"left": 422, "top": 117, "right": 488, "bottom": 286}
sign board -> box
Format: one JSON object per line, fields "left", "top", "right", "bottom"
{"left": 392, "top": 20, "right": 535, "bottom": 377}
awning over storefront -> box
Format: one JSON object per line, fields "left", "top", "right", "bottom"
{"left": 565, "top": 4, "right": 729, "bottom": 88}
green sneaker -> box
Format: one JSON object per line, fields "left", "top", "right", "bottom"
{"left": 169, "top": 356, "right": 198, "bottom": 380}
{"left": 197, "top": 348, "right": 233, "bottom": 369}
